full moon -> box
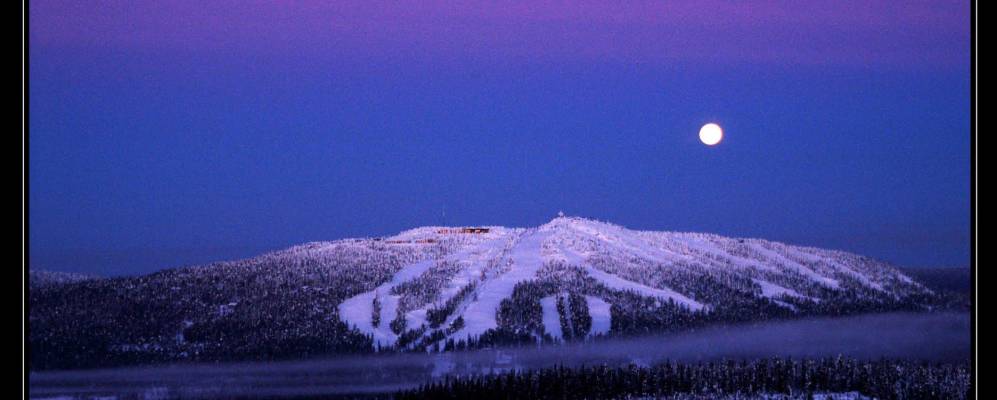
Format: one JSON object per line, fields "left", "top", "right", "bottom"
{"left": 699, "top": 123, "right": 723, "bottom": 146}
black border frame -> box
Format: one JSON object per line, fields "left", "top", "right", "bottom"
{"left": 21, "top": 1, "right": 978, "bottom": 398}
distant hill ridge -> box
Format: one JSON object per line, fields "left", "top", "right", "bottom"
{"left": 29, "top": 216, "right": 946, "bottom": 370}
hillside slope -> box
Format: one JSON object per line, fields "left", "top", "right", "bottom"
{"left": 29, "top": 216, "right": 937, "bottom": 370}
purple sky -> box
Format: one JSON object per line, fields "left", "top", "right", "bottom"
{"left": 31, "top": 1, "right": 967, "bottom": 69}
{"left": 29, "top": 1, "right": 971, "bottom": 275}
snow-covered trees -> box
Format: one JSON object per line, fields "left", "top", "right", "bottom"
{"left": 398, "top": 357, "right": 971, "bottom": 400}
{"left": 29, "top": 217, "right": 957, "bottom": 370}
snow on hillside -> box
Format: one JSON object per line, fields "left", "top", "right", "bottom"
{"left": 335, "top": 216, "right": 928, "bottom": 349}
{"left": 29, "top": 270, "right": 99, "bottom": 288}
{"left": 337, "top": 223, "right": 524, "bottom": 346}
{"left": 586, "top": 296, "right": 612, "bottom": 337}
{"left": 29, "top": 215, "right": 942, "bottom": 370}
{"left": 452, "top": 229, "right": 549, "bottom": 339}
{"left": 338, "top": 259, "right": 437, "bottom": 346}
{"left": 539, "top": 295, "right": 563, "bottom": 340}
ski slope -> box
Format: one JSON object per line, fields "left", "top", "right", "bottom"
{"left": 335, "top": 216, "right": 927, "bottom": 349}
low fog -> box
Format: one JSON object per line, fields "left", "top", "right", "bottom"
{"left": 31, "top": 312, "right": 969, "bottom": 399}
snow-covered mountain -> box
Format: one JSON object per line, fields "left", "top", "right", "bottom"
{"left": 29, "top": 216, "right": 937, "bottom": 370}
{"left": 334, "top": 216, "right": 928, "bottom": 349}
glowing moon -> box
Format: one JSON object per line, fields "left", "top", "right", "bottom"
{"left": 699, "top": 123, "right": 723, "bottom": 146}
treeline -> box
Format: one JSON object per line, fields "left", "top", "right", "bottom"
{"left": 397, "top": 357, "right": 971, "bottom": 400}
{"left": 29, "top": 223, "right": 960, "bottom": 371}
{"left": 28, "top": 239, "right": 436, "bottom": 370}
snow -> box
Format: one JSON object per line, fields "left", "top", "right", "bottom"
{"left": 753, "top": 278, "right": 818, "bottom": 303}
{"left": 435, "top": 235, "right": 518, "bottom": 305}
{"left": 338, "top": 291, "right": 390, "bottom": 347}
{"left": 771, "top": 299, "right": 798, "bottom": 311}
{"left": 540, "top": 295, "right": 563, "bottom": 340}
{"left": 749, "top": 243, "right": 842, "bottom": 289}
{"left": 338, "top": 259, "right": 437, "bottom": 347}
{"left": 791, "top": 248, "right": 885, "bottom": 291}
{"left": 586, "top": 296, "right": 612, "bottom": 336}
{"left": 547, "top": 243, "right": 589, "bottom": 266}
{"left": 406, "top": 308, "right": 428, "bottom": 329}
{"left": 668, "top": 234, "right": 838, "bottom": 290}
{"left": 336, "top": 215, "right": 924, "bottom": 348}
{"left": 541, "top": 224, "right": 706, "bottom": 312}
{"left": 558, "top": 218, "right": 690, "bottom": 264}
{"left": 416, "top": 233, "right": 522, "bottom": 344}
{"left": 452, "top": 229, "right": 551, "bottom": 340}
{"left": 582, "top": 264, "right": 706, "bottom": 311}
{"left": 388, "top": 259, "right": 438, "bottom": 284}
{"left": 752, "top": 279, "right": 811, "bottom": 311}
{"left": 341, "top": 229, "right": 527, "bottom": 348}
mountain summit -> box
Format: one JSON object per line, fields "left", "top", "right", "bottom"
{"left": 30, "top": 216, "right": 933, "bottom": 369}
{"left": 337, "top": 216, "right": 928, "bottom": 349}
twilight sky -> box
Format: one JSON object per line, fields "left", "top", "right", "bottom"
{"left": 29, "top": 1, "right": 971, "bottom": 276}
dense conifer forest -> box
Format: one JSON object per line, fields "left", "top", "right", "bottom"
{"left": 397, "top": 357, "right": 971, "bottom": 400}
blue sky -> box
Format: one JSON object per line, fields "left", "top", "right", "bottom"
{"left": 30, "top": 1, "right": 970, "bottom": 275}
